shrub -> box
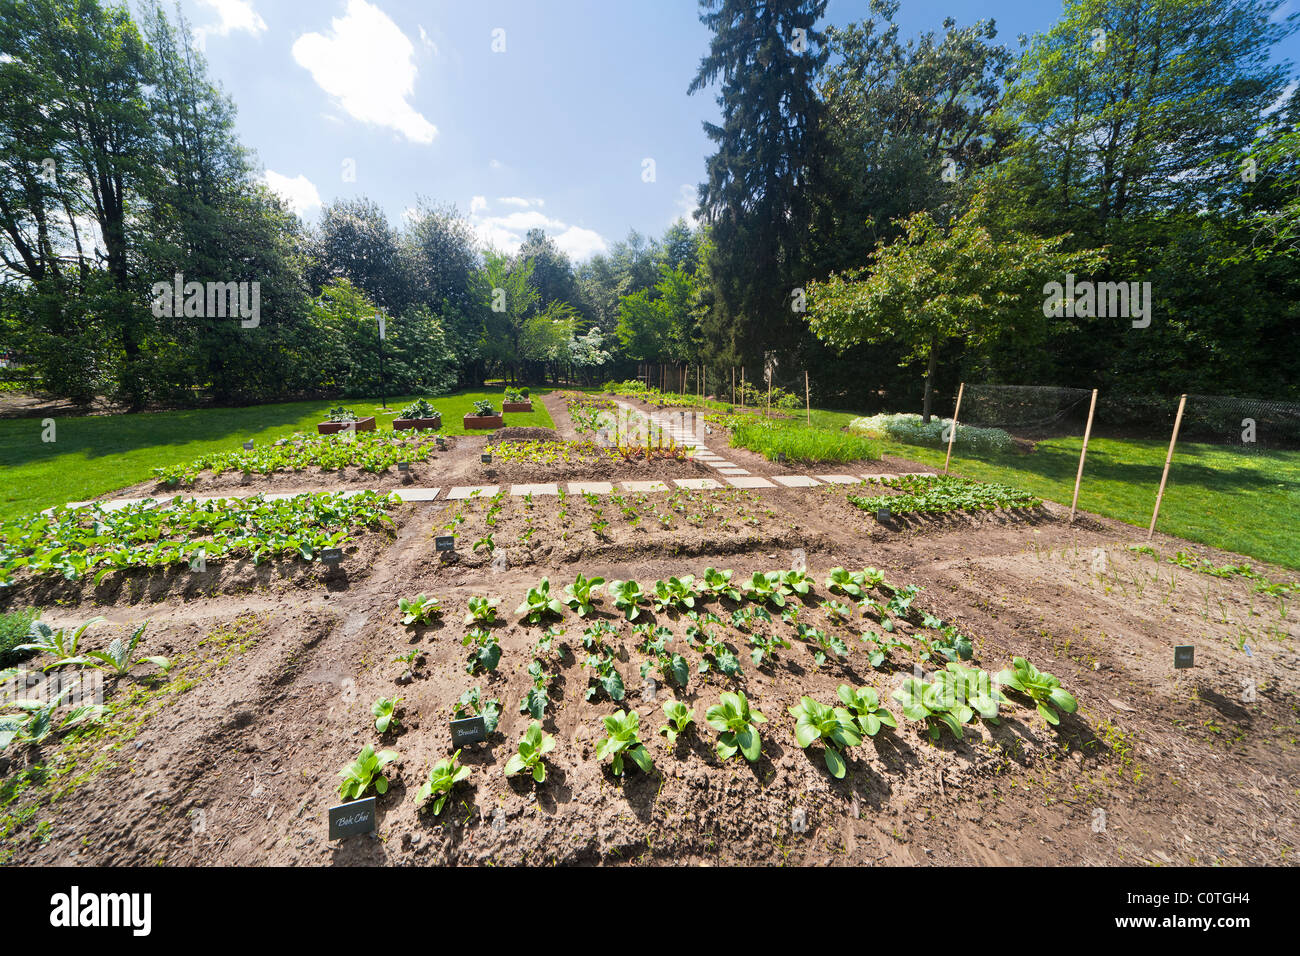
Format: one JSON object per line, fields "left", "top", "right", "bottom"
{"left": 325, "top": 405, "right": 360, "bottom": 423}
{"left": 0, "top": 608, "right": 39, "bottom": 668}
{"left": 849, "top": 413, "right": 1014, "bottom": 455}
{"left": 398, "top": 398, "right": 439, "bottom": 420}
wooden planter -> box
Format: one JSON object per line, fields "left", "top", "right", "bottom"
{"left": 463, "top": 413, "right": 504, "bottom": 430}
{"left": 393, "top": 415, "right": 442, "bottom": 432}
{"left": 503, "top": 401, "right": 533, "bottom": 413}
{"left": 317, "top": 416, "right": 376, "bottom": 435}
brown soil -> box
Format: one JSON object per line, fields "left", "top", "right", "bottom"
{"left": 1, "top": 409, "right": 1296, "bottom": 868}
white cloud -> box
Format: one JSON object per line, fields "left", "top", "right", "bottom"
{"left": 488, "top": 159, "right": 505, "bottom": 170}
{"left": 673, "top": 183, "right": 699, "bottom": 223}
{"left": 292, "top": 0, "right": 437, "bottom": 144}
{"left": 262, "top": 170, "right": 322, "bottom": 217}
{"left": 195, "top": 0, "right": 266, "bottom": 45}
{"left": 468, "top": 196, "right": 607, "bottom": 261}
{"left": 418, "top": 25, "right": 438, "bottom": 54}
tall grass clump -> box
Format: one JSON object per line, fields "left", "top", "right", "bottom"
{"left": 0, "top": 607, "right": 40, "bottom": 667}
{"left": 729, "top": 420, "right": 881, "bottom": 463}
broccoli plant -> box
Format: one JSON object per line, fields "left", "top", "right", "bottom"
{"left": 338, "top": 744, "right": 399, "bottom": 800}
{"left": 659, "top": 700, "right": 696, "bottom": 746}
{"left": 861, "top": 630, "right": 910, "bottom": 669}
{"left": 701, "top": 567, "right": 741, "bottom": 602}
{"left": 705, "top": 690, "right": 767, "bottom": 763}
{"left": 464, "top": 596, "right": 500, "bottom": 625}
{"left": 822, "top": 599, "right": 853, "bottom": 622}
{"left": 505, "top": 722, "right": 556, "bottom": 783}
{"left": 686, "top": 615, "right": 742, "bottom": 678}
{"left": 788, "top": 696, "right": 862, "bottom": 778}
{"left": 836, "top": 685, "right": 897, "bottom": 737}
{"left": 797, "top": 624, "right": 848, "bottom": 667}
{"left": 453, "top": 686, "right": 502, "bottom": 733}
{"left": 398, "top": 594, "right": 441, "bottom": 626}
{"left": 371, "top": 696, "right": 402, "bottom": 734}
{"left": 520, "top": 659, "right": 551, "bottom": 720}
{"left": 582, "top": 649, "right": 626, "bottom": 702}
{"left": 729, "top": 605, "right": 772, "bottom": 631}
{"left": 595, "top": 710, "right": 654, "bottom": 776}
{"left": 516, "top": 578, "right": 564, "bottom": 625}
{"left": 891, "top": 676, "right": 970, "bottom": 742}
{"left": 607, "top": 579, "right": 646, "bottom": 621}
{"left": 780, "top": 569, "right": 815, "bottom": 596}
{"left": 995, "top": 657, "right": 1078, "bottom": 726}
{"left": 653, "top": 575, "right": 698, "bottom": 614}
{"left": 463, "top": 626, "right": 501, "bottom": 675}
{"left": 563, "top": 573, "right": 605, "bottom": 617}
{"left": 415, "top": 750, "right": 471, "bottom": 815}
{"left": 636, "top": 624, "right": 689, "bottom": 688}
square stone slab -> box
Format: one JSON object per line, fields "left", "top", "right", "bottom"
{"left": 816, "top": 475, "right": 861, "bottom": 484}
{"left": 622, "top": 480, "right": 670, "bottom": 493}
{"left": 709, "top": 460, "right": 739, "bottom": 468}
{"left": 511, "top": 483, "right": 559, "bottom": 496}
{"left": 718, "top": 468, "right": 750, "bottom": 476}
{"left": 568, "top": 481, "right": 613, "bottom": 494}
{"left": 673, "top": 478, "right": 722, "bottom": 490}
{"left": 394, "top": 487, "right": 441, "bottom": 502}
{"left": 724, "top": 476, "right": 776, "bottom": 488}
{"left": 773, "top": 475, "right": 821, "bottom": 488}
{"left": 446, "top": 485, "right": 500, "bottom": 500}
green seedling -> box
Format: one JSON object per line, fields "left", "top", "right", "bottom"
{"left": 464, "top": 597, "right": 500, "bottom": 625}
{"left": 398, "top": 594, "right": 441, "bottom": 626}
{"left": 16, "top": 617, "right": 104, "bottom": 670}
{"left": 824, "top": 567, "right": 867, "bottom": 598}
{"left": 892, "top": 677, "right": 970, "bottom": 742}
{"left": 636, "top": 624, "right": 689, "bottom": 688}
{"left": 415, "top": 750, "right": 471, "bottom": 815}
{"left": 995, "top": 657, "right": 1078, "bottom": 726}
{"left": 789, "top": 696, "right": 862, "bottom": 778}
{"left": 563, "top": 572, "right": 606, "bottom": 617}
{"left": 659, "top": 700, "right": 696, "bottom": 746}
{"left": 338, "top": 744, "right": 399, "bottom": 800}
{"left": 505, "top": 722, "right": 556, "bottom": 783}
{"left": 705, "top": 690, "right": 767, "bottom": 763}
{"left": 608, "top": 579, "right": 646, "bottom": 621}
{"left": 371, "top": 696, "right": 402, "bottom": 734}
{"left": 702, "top": 567, "right": 741, "bottom": 602}
{"left": 653, "top": 575, "right": 698, "bottom": 613}
{"left": 78, "top": 623, "right": 170, "bottom": 677}
{"left": 743, "top": 570, "right": 791, "bottom": 607}
{"left": 463, "top": 627, "right": 501, "bottom": 675}
{"left": 595, "top": 710, "right": 654, "bottom": 777}
{"left": 836, "top": 685, "right": 897, "bottom": 737}
{"left": 781, "top": 569, "right": 814, "bottom": 596}
{"left": 517, "top": 578, "right": 565, "bottom": 624}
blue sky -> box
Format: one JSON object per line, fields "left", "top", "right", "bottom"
{"left": 171, "top": 0, "right": 1299, "bottom": 261}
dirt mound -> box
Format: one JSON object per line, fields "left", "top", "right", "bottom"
{"left": 488, "top": 427, "right": 559, "bottom": 443}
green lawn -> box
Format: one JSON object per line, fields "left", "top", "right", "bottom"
{"left": 0, "top": 388, "right": 555, "bottom": 520}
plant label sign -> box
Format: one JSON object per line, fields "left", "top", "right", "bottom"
{"left": 397, "top": 462, "right": 410, "bottom": 473}
{"left": 328, "top": 796, "right": 376, "bottom": 840}
{"left": 242, "top": 440, "right": 254, "bottom": 451}
{"left": 321, "top": 548, "right": 343, "bottom": 566}
{"left": 481, "top": 453, "right": 492, "bottom": 464}
{"left": 450, "top": 715, "right": 487, "bottom": 746}
{"left": 1174, "top": 645, "right": 1195, "bottom": 669}
{"left": 776, "top": 452, "right": 786, "bottom": 464}
{"left": 876, "top": 507, "right": 891, "bottom": 522}
{"left": 434, "top": 535, "right": 456, "bottom": 552}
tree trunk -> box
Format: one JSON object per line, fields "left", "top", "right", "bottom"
{"left": 922, "top": 343, "right": 938, "bottom": 423}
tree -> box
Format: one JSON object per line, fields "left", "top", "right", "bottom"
{"left": 805, "top": 189, "right": 1105, "bottom": 420}
{"left": 615, "top": 263, "right": 700, "bottom": 364}
{"left": 689, "top": 0, "right": 828, "bottom": 365}
{"left": 306, "top": 198, "right": 411, "bottom": 313}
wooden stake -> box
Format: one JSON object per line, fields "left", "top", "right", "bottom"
{"left": 740, "top": 368, "right": 745, "bottom": 409}
{"left": 731, "top": 367, "right": 735, "bottom": 405}
{"left": 1069, "top": 389, "right": 1099, "bottom": 523}
{"left": 766, "top": 376, "right": 772, "bottom": 419}
{"left": 805, "top": 370, "right": 811, "bottom": 425}
{"left": 1148, "top": 393, "right": 1187, "bottom": 540}
{"left": 943, "top": 382, "right": 965, "bottom": 474}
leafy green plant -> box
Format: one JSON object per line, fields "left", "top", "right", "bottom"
{"left": 940, "top": 662, "right": 1005, "bottom": 722}
{"left": 563, "top": 573, "right": 605, "bottom": 617}
{"left": 789, "top": 696, "right": 863, "bottom": 778}
{"left": 521, "top": 659, "right": 551, "bottom": 720}
{"left": 78, "top": 623, "right": 170, "bottom": 677}
{"left": 595, "top": 710, "right": 653, "bottom": 776}
{"left": 415, "top": 750, "right": 471, "bottom": 815}
{"left": 505, "top": 722, "right": 555, "bottom": 783}
{"left": 473, "top": 533, "right": 495, "bottom": 553}
{"left": 824, "top": 567, "right": 867, "bottom": 598}
{"left": 14, "top": 617, "right": 102, "bottom": 670}
{"left": 1, "top": 684, "right": 104, "bottom": 751}
{"left": 861, "top": 630, "right": 909, "bottom": 669}
{"left": 372, "top": 696, "right": 402, "bottom": 734}
{"left": 796, "top": 624, "right": 849, "bottom": 667}
{"left": 338, "top": 744, "right": 399, "bottom": 800}
{"left": 453, "top": 686, "right": 502, "bottom": 733}
{"left": 686, "top": 613, "right": 742, "bottom": 677}
{"left": 659, "top": 700, "right": 696, "bottom": 746}
{"left": 742, "top": 570, "right": 791, "bottom": 607}
{"left": 836, "top": 685, "right": 897, "bottom": 737}
{"left": 398, "top": 594, "right": 441, "bottom": 626}
{"left": 781, "top": 569, "right": 814, "bottom": 596}
{"left": 822, "top": 599, "right": 853, "bottom": 622}
{"left": 705, "top": 691, "right": 767, "bottom": 763}
{"left": 995, "top": 657, "right": 1078, "bottom": 726}
{"left": 464, "top": 596, "right": 500, "bottom": 625}
{"left": 325, "top": 405, "right": 360, "bottom": 423}
{"left": 608, "top": 579, "right": 646, "bottom": 620}
{"left": 747, "top": 629, "right": 790, "bottom": 667}
{"left": 701, "top": 567, "right": 742, "bottom": 602}
{"left": 892, "top": 677, "right": 970, "bottom": 742}
{"left": 398, "top": 398, "right": 439, "bottom": 420}
{"left": 653, "top": 575, "right": 698, "bottom": 613}
{"left": 636, "top": 623, "right": 689, "bottom": 688}
{"left": 463, "top": 627, "right": 501, "bottom": 675}
{"left": 516, "top": 578, "right": 565, "bottom": 624}
{"left": 472, "top": 400, "right": 496, "bottom": 416}
{"left": 0, "top": 608, "right": 40, "bottom": 668}
{"left": 582, "top": 649, "right": 626, "bottom": 702}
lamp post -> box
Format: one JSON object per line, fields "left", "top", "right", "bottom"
{"left": 376, "top": 309, "right": 388, "bottom": 410}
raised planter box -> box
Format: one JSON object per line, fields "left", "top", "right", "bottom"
{"left": 502, "top": 401, "right": 533, "bottom": 413}
{"left": 317, "top": 417, "right": 376, "bottom": 435}
{"left": 393, "top": 415, "right": 442, "bottom": 432}
{"left": 463, "top": 413, "right": 504, "bottom": 430}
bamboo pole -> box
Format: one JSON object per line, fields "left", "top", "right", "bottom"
{"left": 766, "top": 376, "right": 772, "bottom": 419}
{"left": 1069, "top": 388, "right": 1099, "bottom": 522}
{"left": 731, "top": 367, "right": 735, "bottom": 405}
{"left": 740, "top": 368, "right": 745, "bottom": 409}
{"left": 805, "top": 370, "right": 811, "bottom": 425}
{"left": 943, "top": 382, "right": 965, "bottom": 474}
{"left": 1148, "top": 394, "right": 1187, "bottom": 540}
